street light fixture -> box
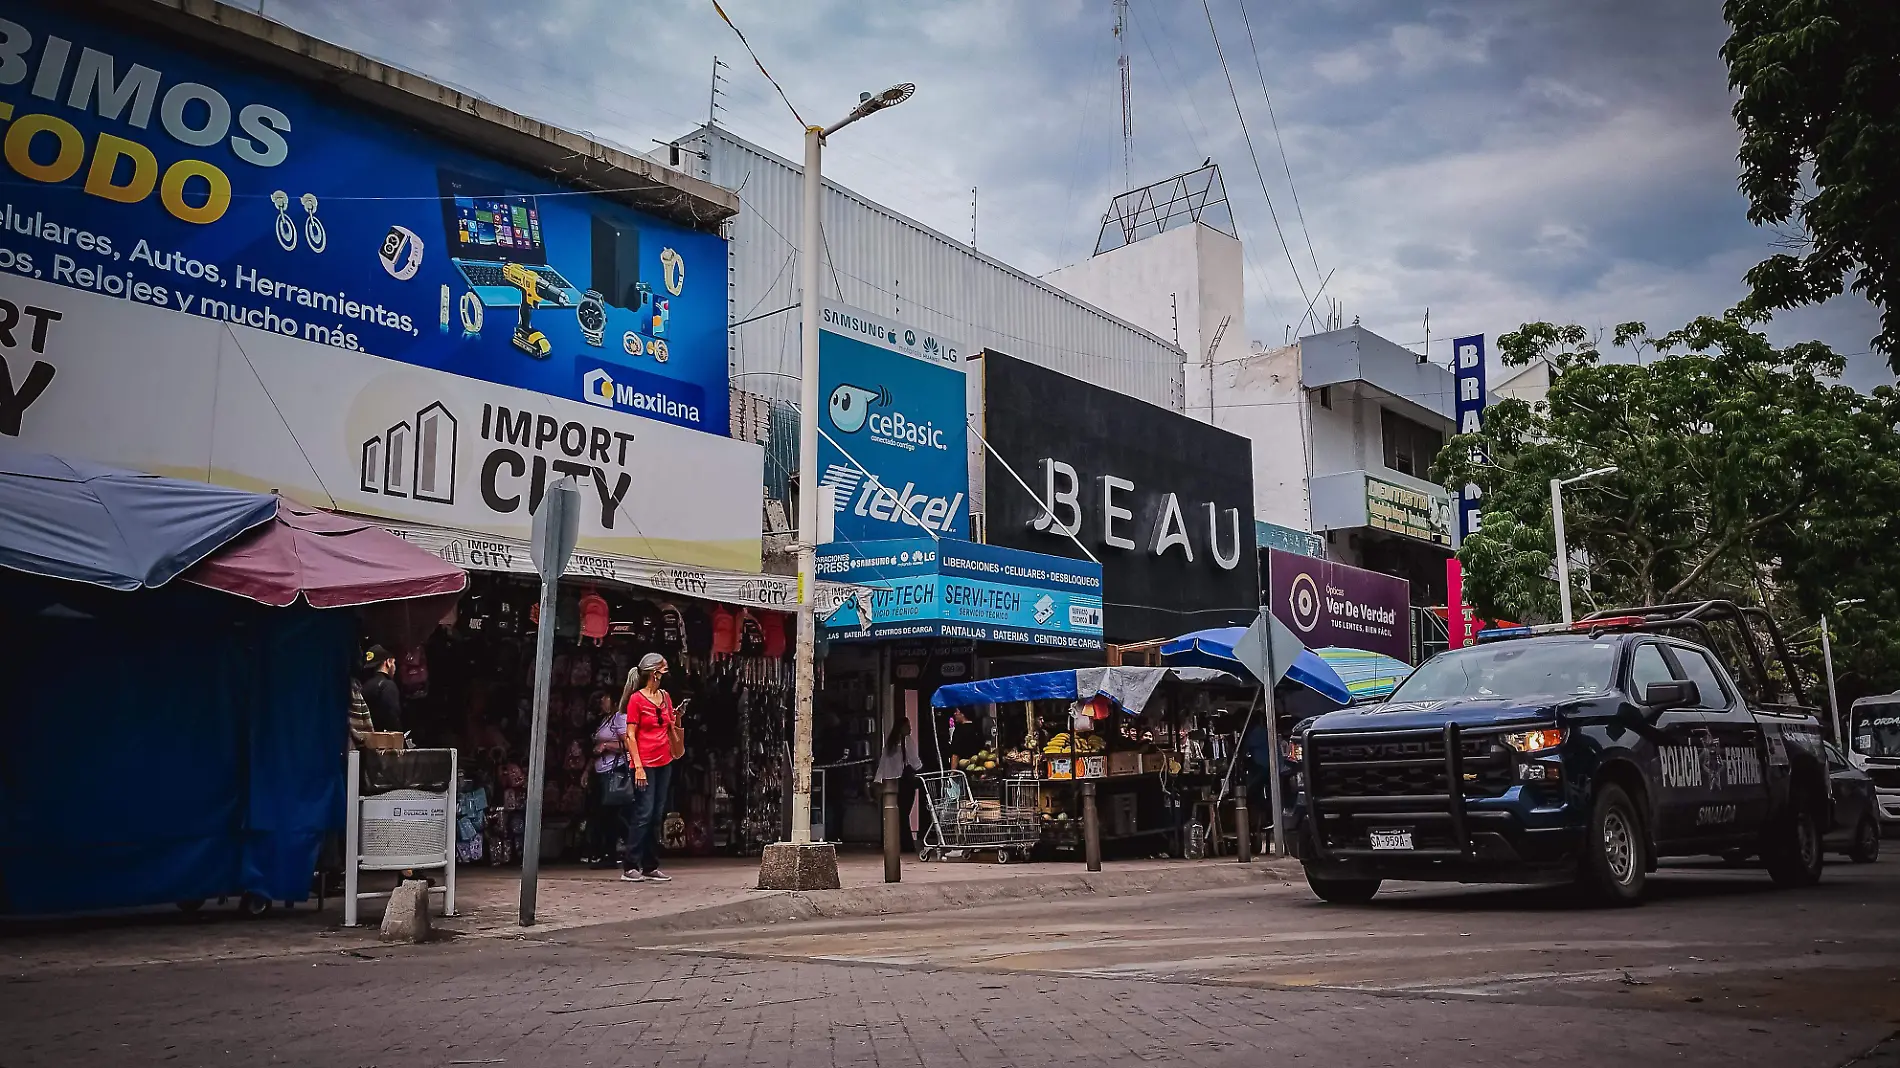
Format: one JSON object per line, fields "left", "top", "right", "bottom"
{"left": 1551, "top": 466, "right": 1617, "bottom": 624}
{"left": 766, "top": 84, "right": 914, "bottom": 892}
{"left": 1822, "top": 598, "right": 1864, "bottom": 745}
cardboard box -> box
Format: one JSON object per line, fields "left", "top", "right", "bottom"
{"left": 361, "top": 731, "right": 406, "bottom": 751}
{"left": 1043, "top": 756, "right": 1075, "bottom": 780}
{"left": 1141, "top": 752, "right": 1179, "bottom": 775}
{"left": 1077, "top": 754, "right": 1108, "bottom": 779}
{"left": 1108, "top": 752, "right": 1140, "bottom": 776}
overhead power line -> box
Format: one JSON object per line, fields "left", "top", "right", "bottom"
{"left": 1200, "top": 0, "right": 1314, "bottom": 332}
{"left": 1235, "top": 0, "right": 1322, "bottom": 283}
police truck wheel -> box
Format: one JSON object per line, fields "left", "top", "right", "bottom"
{"left": 1304, "top": 868, "right": 1380, "bottom": 904}
{"left": 1578, "top": 784, "right": 1647, "bottom": 906}
{"left": 1849, "top": 814, "right": 1880, "bottom": 864}
{"left": 1765, "top": 800, "right": 1824, "bottom": 887}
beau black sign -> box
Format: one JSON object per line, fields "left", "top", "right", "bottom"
{"left": 982, "top": 352, "right": 1257, "bottom": 644}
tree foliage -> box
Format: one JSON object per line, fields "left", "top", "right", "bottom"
{"left": 1723, "top": 0, "right": 1900, "bottom": 372}
{"left": 1435, "top": 316, "right": 1900, "bottom": 699}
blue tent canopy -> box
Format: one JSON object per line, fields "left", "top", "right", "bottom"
{"left": 1159, "top": 627, "right": 1355, "bottom": 706}
{"left": 932, "top": 666, "right": 1240, "bottom": 713}
{"left": 0, "top": 446, "right": 278, "bottom": 591}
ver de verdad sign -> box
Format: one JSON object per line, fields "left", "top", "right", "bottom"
{"left": 1266, "top": 548, "right": 1412, "bottom": 663}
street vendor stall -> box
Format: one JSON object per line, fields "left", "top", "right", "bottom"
{"left": 930, "top": 666, "right": 1258, "bottom": 866}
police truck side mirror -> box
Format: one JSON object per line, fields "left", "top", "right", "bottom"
{"left": 1642, "top": 681, "right": 1699, "bottom": 708}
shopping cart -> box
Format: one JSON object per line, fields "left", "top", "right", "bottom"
{"left": 915, "top": 770, "right": 1041, "bottom": 863}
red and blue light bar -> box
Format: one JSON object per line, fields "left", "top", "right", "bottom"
{"left": 1476, "top": 615, "right": 1649, "bottom": 643}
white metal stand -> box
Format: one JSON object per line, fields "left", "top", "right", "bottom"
{"left": 343, "top": 747, "right": 458, "bottom": 927}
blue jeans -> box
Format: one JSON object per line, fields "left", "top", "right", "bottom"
{"left": 624, "top": 761, "right": 675, "bottom": 875}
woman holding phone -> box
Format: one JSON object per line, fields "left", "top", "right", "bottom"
{"left": 619, "top": 652, "right": 681, "bottom": 882}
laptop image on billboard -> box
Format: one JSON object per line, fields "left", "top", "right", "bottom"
{"left": 437, "top": 169, "right": 582, "bottom": 308}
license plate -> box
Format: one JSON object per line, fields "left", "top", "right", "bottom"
{"left": 1368, "top": 829, "right": 1414, "bottom": 851}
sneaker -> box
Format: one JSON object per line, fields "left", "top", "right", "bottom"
{"left": 619, "top": 870, "right": 646, "bottom": 882}
{"left": 641, "top": 870, "right": 672, "bottom": 883}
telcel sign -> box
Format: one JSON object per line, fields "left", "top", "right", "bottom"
{"left": 816, "top": 302, "right": 968, "bottom": 541}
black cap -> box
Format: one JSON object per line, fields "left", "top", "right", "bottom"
{"left": 362, "top": 645, "right": 392, "bottom": 669}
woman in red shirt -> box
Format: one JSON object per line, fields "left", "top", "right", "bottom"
{"left": 618, "top": 652, "right": 677, "bottom": 882}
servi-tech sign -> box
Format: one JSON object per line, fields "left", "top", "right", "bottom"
{"left": 0, "top": 5, "right": 730, "bottom": 435}
{"left": 816, "top": 301, "right": 968, "bottom": 542}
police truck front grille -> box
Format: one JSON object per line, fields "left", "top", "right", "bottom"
{"left": 1306, "top": 727, "right": 1516, "bottom": 855}
{"left": 1311, "top": 733, "right": 1513, "bottom": 800}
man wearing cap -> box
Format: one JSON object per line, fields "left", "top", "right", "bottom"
{"left": 360, "top": 645, "right": 405, "bottom": 734}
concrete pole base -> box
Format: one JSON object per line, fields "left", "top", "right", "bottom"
{"left": 757, "top": 841, "right": 843, "bottom": 891}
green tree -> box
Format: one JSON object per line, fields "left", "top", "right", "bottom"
{"left": 1435, "top": 316, "right": 1900, "bottom": 699}
{"left": 1723, "top": 0, "right": 1900, "bottom": 372}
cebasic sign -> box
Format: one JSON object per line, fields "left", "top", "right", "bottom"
{"left": 983, "top": 352, "right": 1256, "bottom": 644}
{"left": 817, "top": 301, "right": 968, "bottom": 542}
{"left": 0, "top": 5, "right": 730, "bottom": 433}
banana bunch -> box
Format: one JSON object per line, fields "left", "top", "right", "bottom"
{"left": 1042, "top": 733, "right": 1106, "bottom": 754}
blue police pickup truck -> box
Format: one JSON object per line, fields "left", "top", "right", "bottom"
{"left": 1291, "top": 600, "right": 1832, "bottom": 906}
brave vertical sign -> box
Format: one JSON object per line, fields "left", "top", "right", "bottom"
{"left": 1452, "top": 334, "right": 1488, "bottom": 542}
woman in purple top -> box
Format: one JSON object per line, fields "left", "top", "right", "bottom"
{"left": 584, "top": 691, "right": 631, "bottom": 869}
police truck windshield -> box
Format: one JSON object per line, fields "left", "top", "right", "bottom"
{"left": 1388, "top": 637, "right": 1619, "bottom": 703}
{"left": 1851, "top": 704, "right": 1900, "bottom": 759}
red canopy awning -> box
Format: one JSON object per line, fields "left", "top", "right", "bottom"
{"left": 185, "top": 499, "right": 467, "bottom": 609}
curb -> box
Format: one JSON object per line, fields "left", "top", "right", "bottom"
{"left": 611, "top": 857, "right": 1304, "bottom": 938}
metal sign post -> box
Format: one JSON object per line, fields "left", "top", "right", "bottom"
{"left": 1232, "top": 611, "right": 1306, "bottom": 858}
{"left": 519, "top": 477, "right": 580, "bottom": 926}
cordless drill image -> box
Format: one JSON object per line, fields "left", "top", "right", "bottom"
{"left": 502, "top": 261, "right": 565, "bottom": 359}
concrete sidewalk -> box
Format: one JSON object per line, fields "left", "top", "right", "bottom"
{"left": 0, "top": 852, "right": 1298, "bottom": 975}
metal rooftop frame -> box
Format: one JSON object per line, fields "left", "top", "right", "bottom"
{"left": 1094, "top": 163, "right": 1236, "bottom": 256}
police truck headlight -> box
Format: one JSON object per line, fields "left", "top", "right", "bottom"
{"left": 1503, "top": 728, "right": 1566, "bottom": 753}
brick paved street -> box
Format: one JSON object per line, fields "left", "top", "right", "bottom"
{"left": 3, "top": 931, "right": 1887, "bottom": 1068}
{"left": 6, "top": 856, "right": 1899, "bottom": 1068}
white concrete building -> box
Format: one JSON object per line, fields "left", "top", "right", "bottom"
{"left": 1043, "top": 165, "right": 1464, "bottom": 604}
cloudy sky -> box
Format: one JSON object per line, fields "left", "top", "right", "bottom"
{"left": 257, "top": 0, "right": 1888, "bottom": 389}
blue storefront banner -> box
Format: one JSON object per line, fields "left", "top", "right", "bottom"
{"left": 818, "top": 538, "right": 1103, "bottom": 650}
{"left": 817, "top": 302, "right": 968, "bottom": 542}
{"left": 0, "top": 5, "right": 729, "bottom": 434}
{"left": 1452, "top": 334, "right": 1488, "bottom": 543}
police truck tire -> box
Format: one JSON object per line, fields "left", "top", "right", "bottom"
{"left": 1304, "top": 869, "right": 1380, "bottom": 904}
{"left": 1849, "top": 815, "right": 1880, "bottom": 864}
{"left": 1765, "top": 799, "right": 1824, "bottom": 887}
{"left": 1578, "top": 784, "right": 1647, "bottom": 906}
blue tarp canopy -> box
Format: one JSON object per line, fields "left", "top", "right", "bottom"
{"left": 1159, "top": 627, "right": 1355, "bottom": 705}
{"left": 0, "top": 445, "right": 278, "bottom": 591}
{"left": 932, "top": 666, "right": 1241, "bottom": 714}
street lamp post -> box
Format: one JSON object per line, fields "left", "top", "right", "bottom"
{"left": 1822, "top": 598, "right": 1864, "bottom": 745}
{"left": 761, "top": 84, "right": 915, "bottom": 893}
{"left": 1551, "top": 466, "right": 1617, "bottom": 624}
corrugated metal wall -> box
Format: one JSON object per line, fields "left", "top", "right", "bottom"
{"left": 685, "top": 126, "right": 1183, "bottom": 406}
{"left": 665, "top": 125, "right": 1185, "bottom": 523}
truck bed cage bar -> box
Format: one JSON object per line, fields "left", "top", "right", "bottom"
{"left": 1575, "top": 599, "right": 1809, "bottom": 708}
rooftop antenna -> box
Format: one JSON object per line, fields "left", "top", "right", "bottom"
{"left": 1419, "top": 307, "right": 1430, "bottom": 364}
{"left": 708, "top": 56, "right": 729, "bottom": 127}
{"left": 1114, "top": 0, "right": 1132, "bottom": 190}
{"left": 970, "top": 186, "right": 978, "bottom": 248}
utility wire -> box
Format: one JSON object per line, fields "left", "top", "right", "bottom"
{"left": 1200, "top": 0, "right": 1313, "bottom": 332}
{"left": 1236, "top": 0, "right": 1322, "bottom": 283}
{"left": 709, "top": 0, "right": 806, "bottom": 129}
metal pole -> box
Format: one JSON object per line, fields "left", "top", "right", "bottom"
{"left": 1265, "top": 684, "right": 1286, "bottom": 858}
{"left": 1082, "top": 779, "right": 1102, "bottom": 872}
{"left": 343, "top": 748, "right": 360, "bottom": 927}
{"left": 1822, "top": 614, "right": 1844, "bottom": 745}
{"left": 518, "top": 572, "right": 560, "bottom": 925}
{"left": 1551, "top": 477, "right": 1573, "bottom": 624}
{"left": 445, "top": 747, "right": 458, "bottom": 917}
{"left": 882, "top": 779, "right": 901, "bottom": 883}
{"left": 1233, "top": 792, "right": 1252, "bottom": 862}
{"left": 789, "top": 123, "right": 824, "bottom": 847}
